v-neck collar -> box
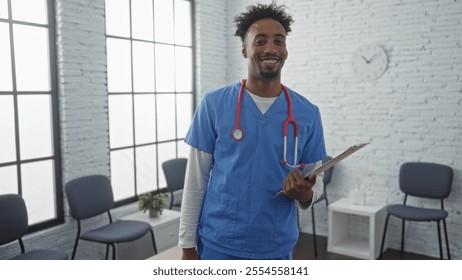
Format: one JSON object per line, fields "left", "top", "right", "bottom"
{"left": 242, "top": 87, "right": 287, "bottom": 119}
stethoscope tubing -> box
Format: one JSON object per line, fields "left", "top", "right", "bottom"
{"left": 232, "top": 80, "right": 304, "bottom": 169}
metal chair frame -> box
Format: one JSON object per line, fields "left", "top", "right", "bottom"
{"left": 0, "top": 194, "right": 68, "bottom": 260}
{"left": 379, "top": 162, "right": 453, "bottom": 260}
{"left": 162, "top": 158, "right": 187, "bottom": 209}
{"left": 65, "top": 175, "right": 157, "bottom": 260}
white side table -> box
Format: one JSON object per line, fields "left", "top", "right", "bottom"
{"left": 328, "top": 198, "right": 387, "bottom": 259}
{"left": 117, "top": 209, "right": 181, "bottom": 260}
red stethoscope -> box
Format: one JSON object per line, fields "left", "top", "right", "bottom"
{"left": 232, "top": 80, "right": 305, "bottom": 169}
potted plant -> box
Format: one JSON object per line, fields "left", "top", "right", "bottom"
{"left": 138, "top": 192, "right": 168, "bottom": 218}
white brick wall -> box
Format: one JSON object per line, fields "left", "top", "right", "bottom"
{"left": 292, "top": 0, "right": 461, "bottom": 260}
{"left": 195, "top": 1, "right": 229, "bottom": 99}
{"left": 57, "top": 0, "right": 110, "bottom": 181}
{"left": 1, "top": 0, "right": 460, "bottom": 260}
{"left": 56, "top": 0, "right": 111, "bottom": 259}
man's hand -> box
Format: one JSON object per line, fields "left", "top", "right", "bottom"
{"left": 282, "top": 170, "right": 316, "bottom": 203}
{"left": 182, "top": 247, "right": 200, "bottom": 260}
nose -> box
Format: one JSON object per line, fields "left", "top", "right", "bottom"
{"left": 263, "top": 41, "right": 277, "bottom": 54}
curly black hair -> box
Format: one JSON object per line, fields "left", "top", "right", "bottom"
{"left": 234, "top": 2, "right": 294, "bottom": 43}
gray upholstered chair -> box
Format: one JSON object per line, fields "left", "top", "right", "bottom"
{"left": 0, "top": 194, "right": 68, "bottom": 260}
{"left": 162, "top": 158, "right": 187, "bottom": 210}
{"left": 65, "top": 175, "right": 157, "bottom": 259}
{"left": 379, "top": 162, "right": 454, "bottom": 259}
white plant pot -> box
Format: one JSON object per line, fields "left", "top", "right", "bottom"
{"left": 349, "top": 190, "right": 366, "bottom": 205}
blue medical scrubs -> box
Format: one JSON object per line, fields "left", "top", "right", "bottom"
{"left": 185, "top": 81, "right": 326, "bottom": 259}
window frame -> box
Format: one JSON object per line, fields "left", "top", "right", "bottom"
{"left": 0, "top": 0, "right": 63, "bottom": 232}
{"left": 105, "top": 0, "right": 195, "bottom": 207}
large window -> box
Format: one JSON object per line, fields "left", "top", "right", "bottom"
{"left": 0, "top": 0, "right": 61, "bottom": 231}
{"left": 105, "top": 0, "right": 194, "bottom": 203}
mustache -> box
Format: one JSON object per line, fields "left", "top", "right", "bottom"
{"left": 259, "top": 54, "right": 282, "bottom": 60}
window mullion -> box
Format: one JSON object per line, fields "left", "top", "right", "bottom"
{"left": 7, "top": 0, "right": 23, "bottom": 195}
{"left": 129, "top": 0, "right": 138, "bottom": 196}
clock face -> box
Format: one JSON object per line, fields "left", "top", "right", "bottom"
{"left": 351, "top": 44, "right": 388, "bottom": 81}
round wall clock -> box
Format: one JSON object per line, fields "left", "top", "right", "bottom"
{"left": 351, "top": 44, "right": 388, "bottom": 81}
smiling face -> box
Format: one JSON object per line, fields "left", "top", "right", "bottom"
{"left": 242, "top": 18, "right": 288, "bottom": 82}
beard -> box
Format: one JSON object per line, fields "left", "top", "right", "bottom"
{"left": 259, "top": 68, "right": 280, "bottom": 80}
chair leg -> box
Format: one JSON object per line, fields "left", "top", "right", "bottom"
{"left": 111, "top": 243, "right": 116, "bottom": 260}
{"left": 400, "top": 219, "right": 405, "bottom": 253}
{"left": 437, "top": 221, "right": 443, "bottom": 260}
{"left": 149, "top": 229, "right": 158, "bottom": 255}
{"left": 105, "top": 244, "right": 110, "bottom": 260}
{"left": 71, "top": 237, "right": 80, "bottom": 260}
{"left": 379, "top": 214, "right": 390, "bottom": 259}
{"left": 311, "top": 206, "right": 318, "bottom": 257}
{"left": 442, "top": 219, "right": 451, "bottom": 260}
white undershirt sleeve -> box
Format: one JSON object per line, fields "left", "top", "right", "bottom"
{"left": 297, "top": 160, "right": 324, "bottom": 210}
{"left": 178, "top": 147, "right": 212, "bottom": 248}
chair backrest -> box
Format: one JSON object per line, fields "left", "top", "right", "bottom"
{"left": 65, "top": 175, "right": 114, "bottom": 220}
{"left": 322, "top": 156, "right": 334, "bottom": 185}
{"left": 162, "top": 158, "right": 187, "bottom": 192}
{"left": 0, "top": 194, "right": 29, "bottom": 246}
{"left": 399, "top": 162, "right": 453, "bottom": 199}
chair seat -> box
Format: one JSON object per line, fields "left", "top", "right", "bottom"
{"left": 80, "top": 220, "right": 151, "bottom": 243}
{"left": 387, "top": 204, "right": 448, "bottom": 221}
{"left": 9, "top": 249, "right": 68, "bottom": 260}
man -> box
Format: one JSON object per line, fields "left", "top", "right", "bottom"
{"left": 179, "top": 2, "right": 326, "bottom": 260}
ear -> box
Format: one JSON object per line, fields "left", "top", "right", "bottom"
{"left": 242, "top": 44, "right": 247, "bottom": 58}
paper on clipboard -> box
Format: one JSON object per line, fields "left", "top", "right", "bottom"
{"left": 274, "top": 142, "right": 369, "bottom": 197}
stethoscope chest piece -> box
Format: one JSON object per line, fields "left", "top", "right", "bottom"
{"left": 232, "top": 128, "right": 244, "bottom": 141}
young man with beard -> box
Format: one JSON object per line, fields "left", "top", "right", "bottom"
{"left": 179, "top": 2, "right": 326, "bottom": 260}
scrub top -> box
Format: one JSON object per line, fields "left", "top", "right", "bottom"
{"left": 185, "top": 81, "right": 326, "bottom": 259}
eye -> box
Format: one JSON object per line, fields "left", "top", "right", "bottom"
{"left": 255, "top": 40, "right": 265, "bottom": 46}
{"left": 275, "top": 39, "right": 286, "bottom": 46}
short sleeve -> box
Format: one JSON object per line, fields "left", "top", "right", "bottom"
{"left": 184, "top": 95, "right": 216, "bottom": 154}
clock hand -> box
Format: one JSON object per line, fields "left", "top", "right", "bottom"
{"left": 361, "top": 55, "right": 370, "bottom": 63}
{"left": 367, "top": 54, "right": 378, "bottom": 62}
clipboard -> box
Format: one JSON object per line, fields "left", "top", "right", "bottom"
{"left": 309, "top": 142, "right": 369, "bottom": 177}
{"left": 274, "top": 142, "right": 369, "bottom": 197}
